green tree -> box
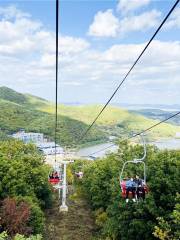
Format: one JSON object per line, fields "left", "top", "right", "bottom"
{"left": 0, "top": 140, "right": 53, "bottom": 236}
{"left": 78, "top": 141, "right": 180, "bottom": 240}
{"left": 153, "top": 193, "right": 180, "bottom": 240}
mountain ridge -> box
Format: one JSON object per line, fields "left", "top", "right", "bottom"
{"left": 0, "top": 86, "right": 180, "bottom": 142}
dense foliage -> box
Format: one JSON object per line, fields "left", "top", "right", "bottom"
{"left": 153, "top": 193, "right": 180, "bottom": 240}
{"left": 0, "top": 140, "right": 52, "bottom": 237}
{"left": 76, "top": 141, "right": 180, "bottom": 240}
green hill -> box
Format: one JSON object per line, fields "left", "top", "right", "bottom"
{"left": 0, "top": 86, "right": 28, "bottom": 105}
{"left": 31, "top": 97, "right": 180, "bottom": 140}
{"left": 0, "top": 86, "right": 179, "bottom": 145}
{"left": 0, "top": 87, "right": 106, "bottom": 147}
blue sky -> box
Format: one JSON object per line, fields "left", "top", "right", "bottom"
{"left": 0, "top": 0, "right": 179, "bottom": 105}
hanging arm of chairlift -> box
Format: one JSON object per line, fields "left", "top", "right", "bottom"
{"left": 133, "top": 134, "right": 146, "bottom": 163}
{"left": 119, "top": 134, "right": 147, "bottom": 184}
{"left": 119, "top": 160, "right": 146, "bottom": 185}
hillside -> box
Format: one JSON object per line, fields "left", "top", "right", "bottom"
{"left": 131, "top": 109, "right": 180, "bottom": 125}
{"left": 29, "top": 95, "right": 180, "bottom": 140}
{"left": 0, "top": 88, "right": 106, "bottom": 147}
{"left": 0, "top": 87, "right": 180, "bottom": 144}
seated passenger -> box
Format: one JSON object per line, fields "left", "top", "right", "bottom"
{"left": 54, "top": 171, "right": 59, "bottom": 179}
{"left": 134, "top": 175, "right": 145, "bottom": 200}
{"left": 125, "top": 177, "right": 136, "bottom": 203}
{"left": 49, "top": 173, "right": 53, "bottom": 179}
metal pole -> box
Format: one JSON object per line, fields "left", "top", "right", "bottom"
{"left": 60, "top": 162, "right": 68, "bottom": 212}
{"left": 58, "top": 186, "right": 61, "bottom": 200}
{"left": 133, "top": 134, "right": 146, "bottom": 162}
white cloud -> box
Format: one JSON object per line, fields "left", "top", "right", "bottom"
{"left": 60, "top": 36, "right": 90, "bottom": 54}
{"left": 165, "top": 7, "right": 180, "bottom": 29}
{"left": 88, "top": 9, "right": 119, "bottom": 37}
{"left": 119, "top": 10, "right": 161, "bottom": 35}
{"left": 0, "top": 5, "right": 30, "bottom": 19}
{"left": 117, "top": 0, "right": 151, "bottom": 14}
{"left": 0, "top": 5, "right": 179, "bottom": 104}
{"left": 0, "top": 5, "right": 90, "bottom": 100}
{"left": 0, "top": 5, "right": 89, "bottom": 56}
{"left": 88, "top": 9, "right": 161, "bottom": 38}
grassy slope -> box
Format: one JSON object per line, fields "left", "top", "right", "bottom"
{"left": 0, "top": 92, "right": 106, "bottom": 147}
{"left": 29, "top": 95, "right": 180, "bottom": 139}
{"left": 1, "top": 87, "right": 180, "bottom": 141}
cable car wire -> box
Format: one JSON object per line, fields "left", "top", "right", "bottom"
{"left": 78, "top": 0, "right": 180, "bottom": 142}
{"left": 84, "top": 111, "right": 180, "bottom": 157}
{"left": 55, "top": 0, "right": 59, "bottom": 162}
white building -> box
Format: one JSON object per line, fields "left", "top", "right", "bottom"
{"left": 12, "top": 130, "right": 44, "bottom": 143}
{"left": 36, "top": 142, "right": 64, "bottom": 155}
{"left": 12, "top": 130, "right": 64, "bottom": 155}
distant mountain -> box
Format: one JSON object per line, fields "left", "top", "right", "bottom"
{"left": 131, "top": 109, "right": 180, "bottom": 126}
{"left": 0, "top": 87, "right": 180, "bottom": 145}
{"left": 114, "top": 103, "right": 180, "bottom": 111}
{"left": 28, "top": 94, "right": 180, "bottom": 140}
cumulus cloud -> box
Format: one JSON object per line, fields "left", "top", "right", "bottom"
{"left": 0, "top": 5, "right": 179, "bottom": 104}
{"left": 117, "top": 0, "right": 151, "bottom": 14}
{"left": 0, "top": 5, "right": 30, "bottom": 19}
{"left": 0, "top": 5, "right": 89, "bottom": 56}
{"left": 88, "top": 9, "right": 161, "bottom": 38}
{"left": 60, "top": 36, "right": 90, "bottom": 54}
{"left": 0, "top": 5, "right": 90, "bottom": 100}
{"left": 119, "top": 10, "right": 161, "bottom": 35}
{"left": 88, "top": 0, "right": 179, "bottom": 39}
{"left": 165, "top": 7, "right": 180, "bottom": 29}
{"left": 88, "top": 9, "right": 119, "bottom": 37}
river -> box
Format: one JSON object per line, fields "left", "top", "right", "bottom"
{"left": 150, "top": 138, "right": 180, "bottom": 150}
{"left": 77, "top": 139, "right": 180, "bottom": 159}
{"left": 77, "top": 142, "right": 118, "bottom": 159}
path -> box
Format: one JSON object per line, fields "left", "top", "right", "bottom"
{"left": 44, "top": 186, "right": 97, "bottom": 240}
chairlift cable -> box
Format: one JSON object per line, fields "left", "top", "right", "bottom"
{"left": 78, "top": 0, "right": 180, "bottom": 143}
{"left": 55, "top": 0, "right": 59, "bottom": 162}
{"left": 84, "top": 111, "right": 180, "bottom": 157}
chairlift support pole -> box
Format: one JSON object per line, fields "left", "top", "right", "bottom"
{"left": 59, "top": 160, "right": 71, "bottom": 212}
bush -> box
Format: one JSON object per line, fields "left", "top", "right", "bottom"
{"left": 0, "top": 140, "right": 53, "bottom": 236}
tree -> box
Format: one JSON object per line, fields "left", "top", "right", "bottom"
{"left": 153, "top": 194, "right": 180, "bottom": 240}
{"left": 0, "top": 140, "right": 53, "bottom": 236}
{"left": 78, "top": 141, "right": 180, "bottom": 240}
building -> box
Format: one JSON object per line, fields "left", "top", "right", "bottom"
{"left": 12, "top": 130, "right": 44, "bottom": 143}
{"left": 36, "top": 142, "right": 64, "bottom": 155}
{"left": 12, "top": 130, "right": 64, "bottom": 155}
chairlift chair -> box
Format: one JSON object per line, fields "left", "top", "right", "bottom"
{"left": 48, "top": 164, "right": 63, "bottom": 186}
{"left": 119, "top": 134, "right": 149, "bottom": 199}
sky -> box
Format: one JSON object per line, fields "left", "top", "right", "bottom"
{"left": 0, "top": 0, "right": 179, "bottom": 105}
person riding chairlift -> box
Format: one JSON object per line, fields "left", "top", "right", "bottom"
{"left": 54, "top": 171, "right": 59, "bottom": 179}
{"left": 125, "top": 177, "right": 136, "bottom": 203}
{"left": 134, "top": 175, "right": 145, "bottom": 200}
{"left": 49, "top": 171, "right": 59, "bottom": 180}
